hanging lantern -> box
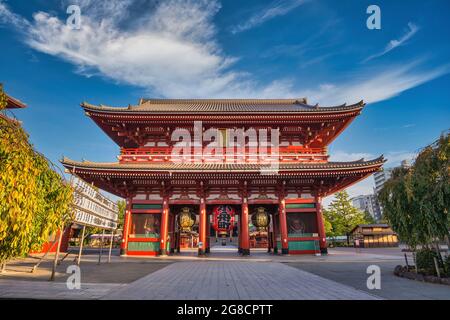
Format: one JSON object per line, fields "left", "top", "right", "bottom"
{"left": 212, "top": 205, "right": 235, "bottom": 237}
{"left": 251, "top": 207, "right": 270, "bottom": 231}
{"left": 178, "top": 207, "right": 196, "bottom": 232}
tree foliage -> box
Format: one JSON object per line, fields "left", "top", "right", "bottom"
{"left": 379, "top": 133, "right": 450, "bottom": 249}
{"left": 117, "top": 199, "right": 126, "bottom": 229}
{"left": 363, "top": 209, "right": 377, "bottom": 224}
{"left": 0, "top": 86, "right": 73, "bottom": 263}
{"left": 0, "top": 84, "right": 6, "bottom": 112}
{"left": 323, "top": 191, "right": 368, "bottom": 237}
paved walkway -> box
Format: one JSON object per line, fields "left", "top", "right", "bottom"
{"left": 287, "top": 261, "right": 450, "bottom": 300}
{"left": 0, "top": 279, "right": 125, "bottom": 299}
{"left": 104, "top": 261, "right": 380, "bottom": 300}
{"left": 2, "top": 247, "right": 422, "bottom": 300}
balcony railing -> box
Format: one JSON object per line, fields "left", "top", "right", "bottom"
{"left": 118, "top": 146, "right": 328, "bottom": 163}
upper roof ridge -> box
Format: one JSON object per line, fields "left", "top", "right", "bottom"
{"left": 81, "top": 98, "right": 365, "bottom": 113}
{"left": 140, "top": 98, "right": 307, "bottom": 105}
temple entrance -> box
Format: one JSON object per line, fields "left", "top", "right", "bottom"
{"left": 170, "top": 205, "right": 199, "bottom": 255}
{"left": 208, "top": 204, "right": 240, "bottom": 255}
{"left": 167, "top": 201, "right": 324, "bottom": 257}
{"left": 248, "top": 204, "right": 278, "bottom": 253}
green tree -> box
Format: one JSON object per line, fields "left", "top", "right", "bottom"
{"left": 378, "top": 167, "right": 419, "bottom": 249}
{"left": 117, "top": 199, "right": 126, "bottom": 229}
{"left": 379, "top": 132, "right": 450, "bottom": 251}
{"left": 0, "top": 85, "right": 73, "bottom": 265}
{"left": 323, "top": 191, "right": 368, "bottom": 239}
{"left": 323, "top": 217, "right": 333, "bottom": 235}
{"left": 363, "top": 209, "right": 377, "bottom": 224}
{"left": 411, "top": 134, "right": 449, "bottom": 245}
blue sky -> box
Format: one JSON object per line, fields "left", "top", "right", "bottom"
{"left": 1, "top": 0, "right": 449, "bottom": 203}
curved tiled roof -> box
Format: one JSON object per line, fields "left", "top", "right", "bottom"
{"left": 61, "top": 156, "right": 385, "bottom": 173}
{"left": 81, "top": 99, "right": 365, "bottom": 114}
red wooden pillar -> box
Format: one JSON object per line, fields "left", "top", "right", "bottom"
{"left": 241, "top": 198, "right": 250, "bottom": 255}
{"left": 279, "top": 198, "right": 289, "bottom": 254}
{"left": 198, "top": 198, "right": 207, "bottom": 256}
{"left": 120, "top": 198, "right": 132, "bottom": 255}
{"left": 176, "top": 229, "right": 181, "bottom": 253}
{"left": 169, "top": 213, "right": 176, "bottom": 254}
{"left": 205, "top": 213, "right": 210, "bottom": 254}
{"left": 315, "top": 197, "right": 328, "bottom": 254}
{"left": 272, "top": 213, "right": 278, "bottom": 254}
{"left": 237, "top": 213, "right": 242, "bottom": 253}
{"left": 160, "top": 198, "right": 169, "bottom": 255}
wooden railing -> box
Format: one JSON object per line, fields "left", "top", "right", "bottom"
{"left": 118, "top": 146, "right": 328, "bottom": 163}
{"left": 120, "top": 146, "right": 325, "bottom": 155}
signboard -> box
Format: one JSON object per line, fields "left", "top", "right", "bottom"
{"left": 70, "top": 176, "right": 118, "bottom": 230}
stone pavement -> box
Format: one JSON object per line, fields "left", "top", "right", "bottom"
{"left": 0, "top": 279, "right": 125, "bottom": 299}
{"left": 5, "top": 247, "right": 444, "bottom": 300}
{"left": 287, "top": 260, "right": 450, "bottom": 300}
{"left": 0, "top": 260, "right": 380, "bottom": 300}
{"left": 103, "top": 261, "right": 380, "bottom": 300}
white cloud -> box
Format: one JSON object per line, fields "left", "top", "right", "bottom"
{"left": 364, "top": 22, "right": 419, "bottom": 63}
{"left": 230, "top": 0, "right": 308, "bottom": 34}
{"left": 0, "top": 1, "right": 29, "bottom": 28}
{"left": 1, "top": 0, "right": 245, "bottom": 98}
{"left": 0, "top": 1, "right": 448, "bottom": 103}
{"left": 299, "top": 61, "right": 450, "bottom": 105}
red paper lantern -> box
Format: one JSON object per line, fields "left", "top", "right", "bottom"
{"left": 212, "top": 205, "right": 235, "bottom": 236}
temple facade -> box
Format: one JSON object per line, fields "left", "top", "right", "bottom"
{"left": 61, "top": 98, "right": 384, "bottom": 256}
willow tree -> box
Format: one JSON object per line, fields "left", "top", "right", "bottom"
{"left": 378, "top": 167, "right": 420, "bottom": 250}
{"left": 379, "top": 132, "right": 450, "bottom": 251}
{"left": 0, "top": 85, "right": 73, "bottom": 265}
{"left": 411, "top": 134, "right": 450, "bottom": 247}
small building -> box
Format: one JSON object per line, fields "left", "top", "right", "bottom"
{"left": 350, "top": 224, "right": 398, "bottom": 248}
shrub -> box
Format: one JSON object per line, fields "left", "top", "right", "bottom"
{"left": 416, "top": 248, "right": 440, "bottom": 275}
{"left": 445, "top": 255, "right": 450, "bottom": 277}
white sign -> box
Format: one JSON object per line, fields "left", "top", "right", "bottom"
{"left": 70, "top": 176, "right": 118, "bottom": 230}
